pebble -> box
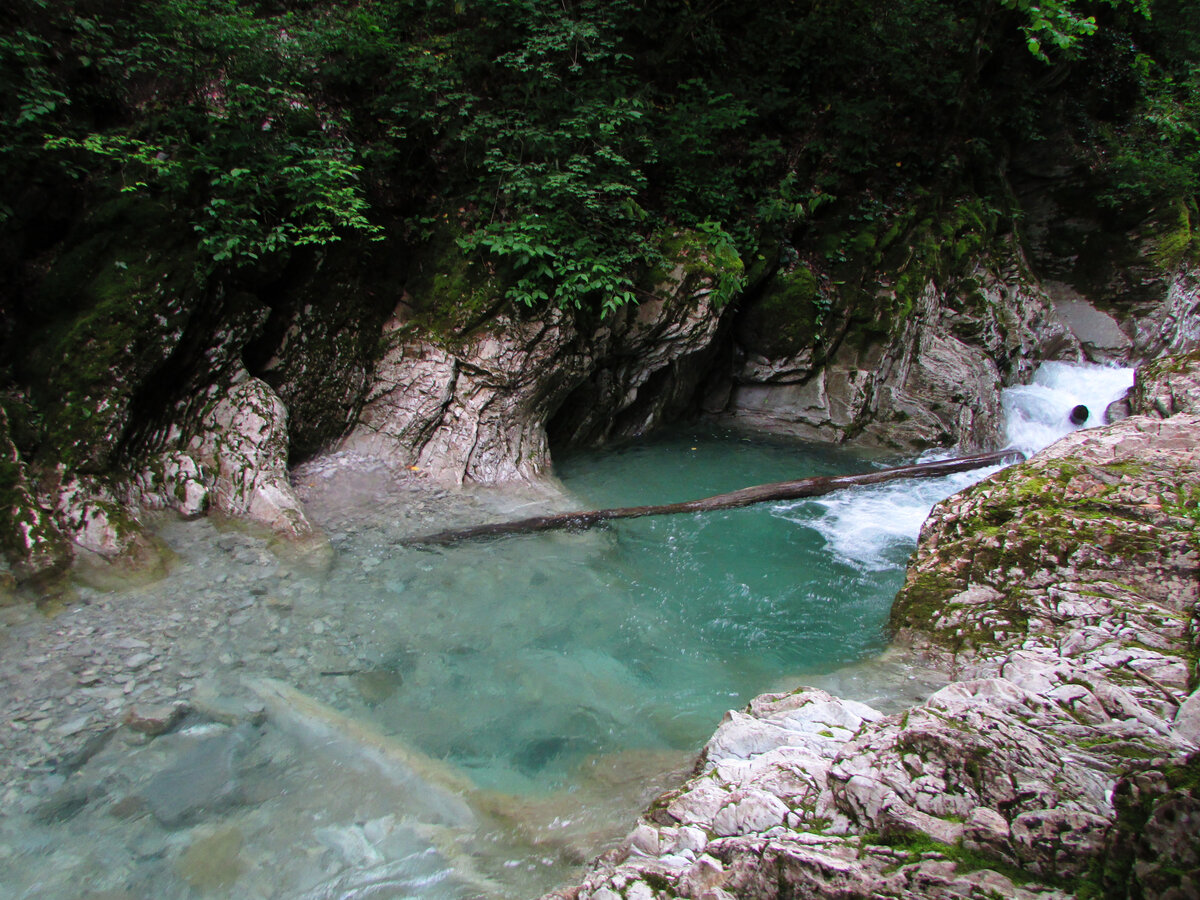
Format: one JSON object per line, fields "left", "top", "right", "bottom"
{"left": 0, "top": 462, "right": 520, "bottom": 894}
{"left": 56, "top": 716, "right": 92, "bottom": 736}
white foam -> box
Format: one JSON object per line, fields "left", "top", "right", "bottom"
{"left": 789, "top": 361, "right": 1134, "bottom": 570}
{"left": 1001, "top": 360, "right": 1134, "bottom": 457}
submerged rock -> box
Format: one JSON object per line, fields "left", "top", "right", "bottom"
{"left": 136, "top": 724, "right": 258, "bottom": 828}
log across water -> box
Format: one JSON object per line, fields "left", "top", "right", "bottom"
{"left": 404, "top": 449, "right": 1024, "bottom": 547}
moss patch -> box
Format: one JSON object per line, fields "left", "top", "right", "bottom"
{"left": 649, "top": 226, "right": 746, "bottom": 309}
{"left": 24, "top": 196, "right": 198, "bottom": 472}
{"left": 1147, "top": 198, "right": 1199, "bottom": 271}
{"left": 735, "top": 265, "right": 823, "bottom": 357}
{"left": 403, "top": 225, "right": 505, "bottom": 337}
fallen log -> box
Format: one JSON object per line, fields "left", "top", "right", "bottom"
{"left": 403, "top": 448, "right": 1024, "bottom": 547}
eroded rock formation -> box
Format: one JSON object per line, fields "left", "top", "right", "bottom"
{"left": 721, "top": 238, "right": 1079, "bottom": 452}
{"left": 340, "top": 239, "right": 730, "bottom": 484}
{"left": 548, "top": 355, "right": 1200, "bottom": 900}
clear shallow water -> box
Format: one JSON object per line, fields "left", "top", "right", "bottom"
{"left": 0, "top": 361, "right": 1133, "bottom": 900}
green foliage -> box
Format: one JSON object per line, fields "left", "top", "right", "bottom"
{"left": 3, "top": 0, "right": 1198, "bottom": 315}
{"left": 1101, "top": 56, "right": 1200, "bottom": 206}
{"left": 1000, "top": 0, "right": 1148, "bottom": 61}
{"left": 43, "top": 134, "right": 183, "bottom": 194}
{"left": 24, "top": 0, "right": 384, "bottom": 269}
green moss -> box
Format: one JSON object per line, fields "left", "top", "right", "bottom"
{"left": 736, "top": 265, "right": 822, "bottom": 356}
{"left": 650, "top": 226, "right": 746, "bottom": 307}
{"left": 1149, "top": 199, "right": 1199, "bottom": 271}
{"left": 865, "top": 831, "right": 1047, "bottom": 888}
{"left": 890, "top": 570, "right": 962, "bottom": 635}
{"left": 26, "top": 197, "right": 198, "bottom": 473}
{"left": 405, "top": 225, "right": 505, "bottom": 336}
{"left": 1075, "top": 736, "right": 1164, "bottom": 759}
{"left": 639, "top": 872, "right": 676, "bottom": 896}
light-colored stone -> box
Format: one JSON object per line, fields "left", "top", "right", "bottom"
{"left": 1173, "top": 690, "right": 1200, "bottom": 746}
{"left": 726, "top": 244, "right": 1078, "bottom": 452}
{"left": 554, "top": 359, "right": 1200, "bottom": 900}
{"left": 341, "top": 238, "right": 729, "bottom": 485}
{"left": 1048, "top": 285, "right": 1133, "bottom": 360}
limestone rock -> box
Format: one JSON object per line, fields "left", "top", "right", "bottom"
{"left": 1175, "top": 691, "right": 1200, "bottom": 747}
{"left": 1047, "top": 283, "right": 1133, "bottom": 361}
{"left": 194, "top": 377, "right": 313, "bottom": 537}
{"left": 136, "top": 724, "right": 258, "bottom": 828}
{"left": 341, "top": 309, "right": 583, "bottom": 483}
{"left": 725, "top": 242, "right": 1077, "bottom": 451}
{"left": 553, "top": 356, "right": 1200, "bottom": 900}
{"left": 123, "top": 702, "right": 188, "bottom": 736}
{"left": 1133, "top": 266, "right": 1200, "bottom": 359}
{"left": 0, "top": 406, "right": 72, "bottom": 581}
{"left": 343, "top": 233, "right": 730, "bottom": 484}
{"left": 1132, "top": 349, "right": 1200, "bottom": 418}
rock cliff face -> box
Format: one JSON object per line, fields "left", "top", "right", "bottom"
{"left": 2, "top": 179, "right": 1195, "bottom": 594}
{"left": 720, "top": 189, "right": 1200, "bottom": 454}
{"left": 0, "top": 224, "right": 736, "bottom": 586}
{"left": 339, "top": 254, "right": 725, "bottom": 484}
{"left": 548, "top": 355, "right": 1200, "bottom": 900}
{"left": 720, "top": 238, "right": 1079, "bottom": 452}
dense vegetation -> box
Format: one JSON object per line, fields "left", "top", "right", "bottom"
{"left": 0, "top": 0, "right": 1197, "bottom": 559}
{"left": 2, "top": 0, "right": 1197, "bottom": 322}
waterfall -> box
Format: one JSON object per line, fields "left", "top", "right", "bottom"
{"left": 1000, "top": 361, "right": 1135, "bottom": 458}
{"left": 801, "top": 361, "right": 1134, "bottom": 570}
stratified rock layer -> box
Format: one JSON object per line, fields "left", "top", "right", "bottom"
{"left": 549, "top": 357, "right": 1200, "bottom": 900}
{"left": 725, "top": 242, "right": 1078, "bottom": 452}
{"left": 340, "top": 238, "right": 728, "bottom": 484}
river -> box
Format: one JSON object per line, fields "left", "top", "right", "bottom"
{"left": 0, "top": 362, "right": 1132, "bottom": 899}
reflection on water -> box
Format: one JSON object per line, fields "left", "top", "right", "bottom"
{"left": 1, "top": 362, "right": 1130, "bottom": 900}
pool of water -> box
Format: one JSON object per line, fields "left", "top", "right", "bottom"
{"left": 0, "top": 362, "right": 1134, "bottom": 900}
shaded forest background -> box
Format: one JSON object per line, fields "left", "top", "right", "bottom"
{"left": 1, "top": 0, "right": 1198, "bottom": 472}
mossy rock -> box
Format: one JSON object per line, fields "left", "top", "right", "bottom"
{"left": 649, "top": 226, "right": 746, "bottom": 308}
{"left": 889, "top": 570, "right": 963, "bottom": 635}
{"left": 1148, "top": 198, "right": 1199, "bottom": 271}
{"left": 0, "top": 403, "right": 72, "bottom": 581}
{"left": 1090, "top": 752, "right": 1200, "bottom": 899}
{"left": 404, "top": 225, "right": 506, "bottom": 336}
{"left": 735, "top": 265, "right": 822, "bottom": 357}
{"left": 247, "top": 239, "right": 402, "bottom": 461}
{"left": 24, "top": 196, "right": 199, "bottom": 473}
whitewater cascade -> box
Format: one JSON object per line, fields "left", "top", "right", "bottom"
{"left": 799, "top": 361, "right": 1134, "bottom": 570}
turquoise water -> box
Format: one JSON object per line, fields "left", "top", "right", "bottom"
{"left": 356, "top": 429, "right": 902, "bottom": 795}
{"left": 0, "top": 366, "right": 1135, "bottom": 899}
{"left": 0, "top": 428, "right": 940, "bottom": 900}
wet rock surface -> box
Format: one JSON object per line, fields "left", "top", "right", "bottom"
{"left": 341, "top": 236, "right": 729, "bottom": 485}
{"left": 549, "top": 357, "right": 1200, "bottom": 900}
{"left": 725, "top": 243, "right": 1078, "bottom": 453}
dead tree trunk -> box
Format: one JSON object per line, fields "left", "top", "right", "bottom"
{"left": 403, "top": 449, "right": 1023, "bottom": 547}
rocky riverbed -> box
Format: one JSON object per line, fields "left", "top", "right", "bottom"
{"left": 4, "top": 360, "right": 1198, "bottom": 900}
{"left": 0, "top": 455, "right": 635, "bottom": 899}
{"left": 548, "top": 359, "right": 1200, "bottom": 900}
